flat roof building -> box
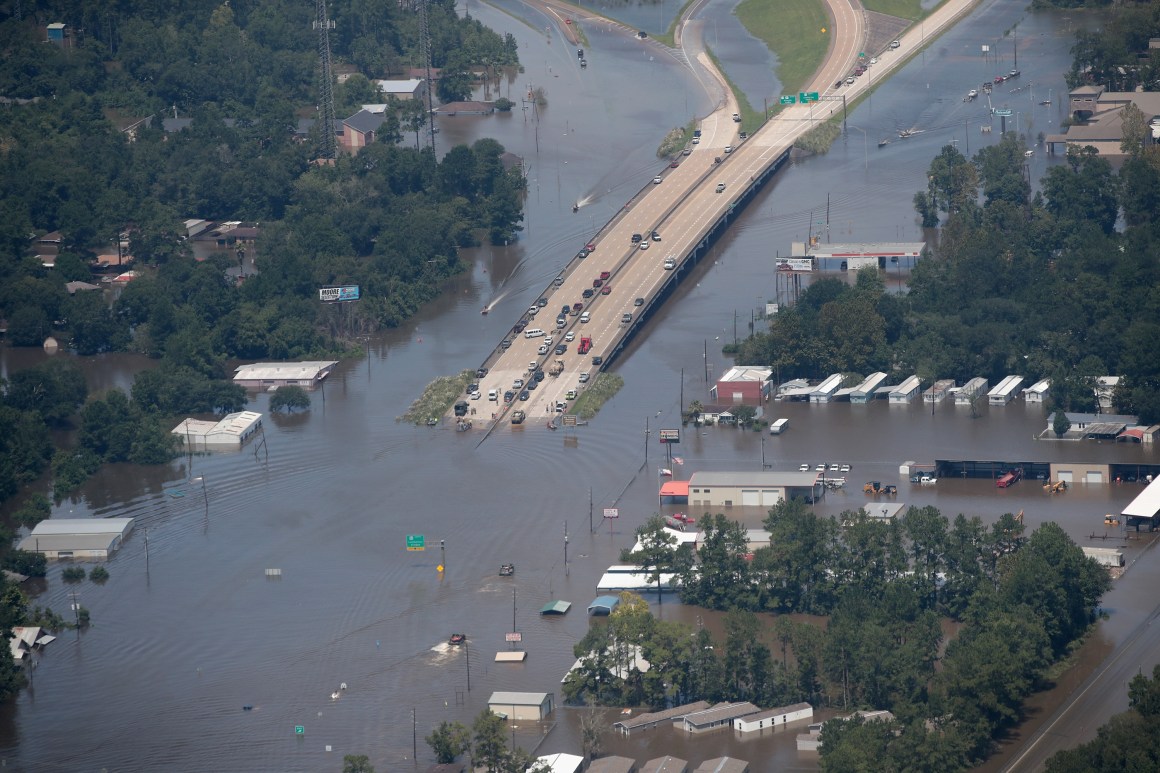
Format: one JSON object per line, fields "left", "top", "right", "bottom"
{"left": 20, "top": 518, "right": 134, "bottom": 560}
{"left": 172, "top": 411, "right": 263, "bottom": 450}
{"left": 487, "top": 691, "right": 554, "bottom": 721}
{"left": 531, "top": 753, "right": 584, "bottom": 773}
{"left": 1123, "top": 476, "right": 1160, "bottom": 523}
{"left": 712, "top": 367, "right": 773, "bottom": 406}
{"left": 233, "top": 361, "right": 337, "bottom": 391}
{"left": 863, "top": 502, "right": 907, "bottom": 520}
{"left": 687, "top": 471, "right": 823, "bottom": 510}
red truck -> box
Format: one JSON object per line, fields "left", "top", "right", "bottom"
{"left": 996, "top": 468, "right": 1023, "bottom": 488}
{"left": 578, "top": 336, "right": 592, "bottom": 354}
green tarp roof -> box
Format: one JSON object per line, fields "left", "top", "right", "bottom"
{"left": 540, "top": 600, "right": 572, "bottom": 615}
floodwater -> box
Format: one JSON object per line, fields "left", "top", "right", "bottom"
{"left": 0, "top": 1, "right": 1142, "bottom": 771}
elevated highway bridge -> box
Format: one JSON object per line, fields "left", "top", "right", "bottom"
{"left": 463, "top": 0, "right": 979, "bottom": 430}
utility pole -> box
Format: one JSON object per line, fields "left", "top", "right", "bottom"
{"left": 144, "top": 526, "right": 150, "bottom": 573}
{"left": 679, "top": 368, "right": 685, "bottom": 419}
{"left": 564, "top": 522, "right": 569, "bottom": 576}
{"left": 644, "top": 416, "right": 650, "bottom": 465}
{"left": 589, "top": 487, "right": 593, "bottom": 533}
{"left": 465, "top": 639, "right": 471, "bottom": 691}
{"left": 412, "top": 708, "right": 417, "bottom": 761}
{"left": 69, "top": 591, "right": 81, "bottom": 629}
{"left": 440, "top": 539, "right": 446, "bottom": 573}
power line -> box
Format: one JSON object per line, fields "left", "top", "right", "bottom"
{"left": 313, "top": 0, "right": 337, "bottom": 161}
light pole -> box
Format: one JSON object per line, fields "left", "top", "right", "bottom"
{"left": 847, "top": 125, "right": 868, "bottom": 171}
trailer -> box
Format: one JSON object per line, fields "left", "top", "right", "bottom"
{"left": 769, "top": 418, "right": 789, "bottom": 435}
{"left": 996, "top": 469, "right": 1023, "bottom": 488}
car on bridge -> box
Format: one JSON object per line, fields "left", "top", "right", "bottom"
{"left": 651, "top": 231, "right": 661, "bottom": 241}
{"left": 592, "top": 356, "right": 603, "bottom": 366}
{"left": 652, "top": 176, "right": 663, "bottom": 184}
{"left": 599, "top": 271, "right": 611, "bottom": 280}
{"left": 582, "top": 289, "right": 594, "bottom": 299}
{"left": 554, "top": 344, "right": 568, "bottom": 355}
{"left": 634, "top": 297, "right": 645, "bottom": 306}
{"left": 664, "top": 258, "right": 676, "bottom": 270}
{"left": 631, "top": 233, "right": 642, "bottom": 242}
{"left": 715, "top": 183, "right": 726, "bottom": 193}
{"left": 601, "top": 286, "right": 611, "bottom": 295}
{"left": 639, "top": 241, "right": 650, "bottom": 250}
{"left": 592, "top": 278, "right": 603, "bottom": 288}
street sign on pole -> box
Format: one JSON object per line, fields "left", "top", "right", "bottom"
{"left": 779, "top": 95, "right": 796, "bottom": 105}
{"left": 295, "top": 725, "right": 305, "bottom": 735}
{"left": 798, "top": 92, "right": 819, "bottom": 104}
{"left": 659, "top": 429, "right": 680, "bottom": 444}
{"left": 603, "top": 508, "right": 620, "bottom": 519}
{"left": 406, "top": 534, "right": 425, "bottom": 551}
{"left": 505, "top": 632, "right": 522, "bottom": 642}
{"left": 994, "top": 108, "right": 1012, "bottom": 117}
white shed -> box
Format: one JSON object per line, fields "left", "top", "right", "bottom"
{"left": 19, "top": 518, "right": 135, "bottom": 560}
{"left": 888, "top": 376, "right": 921, "bottom": 403}
{"left": 488, "top": 691, "right": 555, "bottom": 721}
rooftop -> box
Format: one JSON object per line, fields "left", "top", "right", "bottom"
{"left": 717, "top": 367, "right": 772, "bottom": 383}
{"left": 27, "top": 518, "right": 133, "bottom": 537}
{"left": 488, "top": 691, "right": 551, "bottom": 705}
{"left": 234, "top": 361, "right": 338, "bottom": 382}
{"left": 688, "top": 471, "right": 820, "bottom": 488}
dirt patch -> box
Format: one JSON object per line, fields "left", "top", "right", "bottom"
{"left": 864, "top": 11, "right": 911, "bottom": 55}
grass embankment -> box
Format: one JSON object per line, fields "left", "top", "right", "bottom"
{"left": 735, "top": 0, "right": 829, "bottom": 97}
{"left": 794, "top": 120, "right": 841, "bottom": 154}
{"left": 400, "top": 370, "right": 474, "bottom": 424}
{"left": 861, "top": 0, "right": 926, "bottom": 21}
{"left": 570, "top": 373, "right": 624, "bottom": 420}
{"left": 657, "top": 120, "right": 696, "bottom": 158}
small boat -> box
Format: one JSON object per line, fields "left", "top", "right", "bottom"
{"left": 898, "top": 129, "right": 913, "bottom": 139}
{"left": 967, "top": 89, "right": 978, "bottom": 100}
{"left": 878, "top": 138, "right": 889, "bottom": 148}
{"left": 546, "top": 421, "right": 557, "bottom": 430}
{"left": 499, "top": 563, "right": 515, "bottom": 576}
{"left": 449, "top": 633, "right": 466, "bottom": 645}
{"left": 659, "top": 468, "right": 673, "bottom": 477}
{"left": 1039, "top": 99, "right": 1052, "bottom": 106}
{"left": 481, "top": 306, "right": 488, "bottom": 315}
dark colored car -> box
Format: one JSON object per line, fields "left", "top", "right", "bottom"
{"left": 601, "top": 286, "right": 611, "bottom": 295}
{"left": 500, "top": 339, "right": 512, "bottom": 349}
{"left": 670, "top": 160, "right": 680, "bottom": 168}
{"left": 561, "top": 305, "right": 571, "bottom": 316}
{"left": 533, "top": 370, "right": 545, "bottom": 382}
{"left": 592, "top": 278, "right": 603, "bottom": 288}
{"left": 454, "top": 401, "right": 469, "bottom": 416}
{"left": 634, "top": 297, "right": 644, "bottom": 306}
{"left": 577, "top": 249, "right": 590, "bottom": 259}
{"left": 537, "top": 297, "right": 548, "bottom": 307}
{"left": 503, "top": 390, "right": 515, "bottom": 402}
{"left": 526, "top": 380, "right": 538, "bottom": 391}
{"left": 572, "top": 302, "right": 584, "bottom": 312}
{"left": 582, "top": 289, "right": 594, "bottom": 299}
{"left": 554, "top": 344, "right": 567, "bottom": 355}
{"left": 476, "top": 367, "right": 489, "bottom": 378}
{"left": 519, "top": 390, "right": 530, "bottom": 401}
{"left": 592, "top": 356, "right": 603, "bottom": 366}
{"left": 631, "top": 233, "right": 642, "bottom": 243}
{"left": 467, "top": 383, "right": 479, "bottom": 394}
{"left": 599, "top": 271, "right": 611, "bottom": 281}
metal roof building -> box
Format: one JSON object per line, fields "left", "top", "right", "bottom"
{"left": 639, "top": 756, "right": 688, "bottom": 773}
{"left": 733, "top": 702, "right": 813, "bottom": 733}
{"left": 540, "top": 600, "right": 572, "bottom": 615}
{"left": 1023, "top": 378, "right": 1051, "bottom": 403}
{"left": 172, "top": 411, "right": 263, "bottom": 450}
{"left": 954, "top": 377, "right": 989, "bottom": 404}
{"left": 531, "top": 753, "right": 584, "bottom": 773}
{"left": 587, "top": 755, "right": 637, "bottom": 773}
{"left": 923, "top": 379, "right": 955, "bottom": 403}
{"left": 233, "top": 361, "right": 337, "bottom": 391}
{"left": 680, "top": 702, "right": 760, "bottom": 733}
{"left": 613, "top": 702, "right": 712, "bottom": 735}
{"left": 688, "top": 471, "right": 822, "bottom": 509}
{"left": 850, "top": 372, "right": 888, "bottom": 403}
{"left": 588, "top": 595, "right": 621, "bottom": 615}
{"left": 596, "top": 570, "right": 680, "bottom": 593}
{"left": 988, "top": 375, "right": 1025, "bottom": 405}
{"left": 691, "top": 757, "right": 749, "bottom": 773}
{"left": 1123, "top": 476, "right": 1160, "bottom": 523}
{"left": 888, "top": 375, "right": 921, "bottom": 403}
{"left": 487, "top": 691, "right": 554, "bottom": 721}
{"left": 20, "top": 518, "right": 134, "bottom": 560}
{"left": 810, "top": 373, "right": 844, "bottom": 403}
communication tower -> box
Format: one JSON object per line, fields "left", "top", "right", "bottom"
{"left": 313, "top": 0, "right": 337, "bottom": 160}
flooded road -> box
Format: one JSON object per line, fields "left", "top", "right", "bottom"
{"left": 0, "top": 1, "right": 1145, "bottom": 771}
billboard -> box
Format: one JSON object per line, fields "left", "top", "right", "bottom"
{"left": 659, "top": 429, "right": 680, "bottom": 444}
{"left": 603, "top": 508, "right": 619, "bottom": 519}
{"left": 319, "top": 285, "right": 361, "bottom": 302}
{"left": 777, "top": 258, "right": 813, "bottom": 272}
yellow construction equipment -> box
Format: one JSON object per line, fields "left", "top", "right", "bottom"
{"left": 1043, "top": 480, "right": 1068, "bottom": 493}
{"left": 864, "top": 481, "right": 882, "bottom": 494}
{"left": 1104, "top": 514, "right": 1119, "bottom": 526}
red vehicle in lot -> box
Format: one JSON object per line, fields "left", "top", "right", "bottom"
{"left": 592, "top": 278, "right": 603, "bottom": 288}
{"left": 599, "top": 271, "right": 611, "bottom": 281}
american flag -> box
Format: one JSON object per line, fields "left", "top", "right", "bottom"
{"left": 672, "top": 456, "right": 684, "bottom": 465}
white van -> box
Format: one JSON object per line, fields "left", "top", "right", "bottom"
{"left": 580, "top": 312, "right": 591, "bottom": 323}
{"left": 524, "top": 328, "right": 545, "bottom": 339}
{"left": 488, "top": 389, "right": 498, "bottom": 401}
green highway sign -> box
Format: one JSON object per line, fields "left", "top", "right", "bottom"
{"left": 406, "top": 534, "right": 425, "bottom": 551}
{"left": 859, "top": 52, "right": 866, "bottom": 58}
{"left": 295, "top": 725, "right": 305, "bottom": 735}
{"left": 798, "top": 92, "right": 820, "bottom": 103}
{"left": 994, "top": 108, "right": 1012, "bottom": 117}
{"left": 779, "top": 95, "right": 796, "bottom": 105}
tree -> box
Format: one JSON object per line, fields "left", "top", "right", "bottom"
{"left": 342, "top": 754, "right": 375, "bottom": 773}
{"left": 4, "top": 359, "right": 88, "bottom": 426}
{"left": 270, "top": 385, "right": 311, "bottom": 413}
{"left": 426, "top": 720, "right": 471, "bottom": 764}
{"left": 1052, "top": 411, "right": 1071, "bottom": 437}
{"left": 579, "top": 705, "right": 606, "bottom": 761}
{"left": 472, "top": 709, "right": 510, "bottom": 773}
{"left": 620, "top": 514, "right": 683, "bottom": 601}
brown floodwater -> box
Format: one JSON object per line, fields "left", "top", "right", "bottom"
{"left": 0, "top": 2, "right": 1135, "bottom": 771}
